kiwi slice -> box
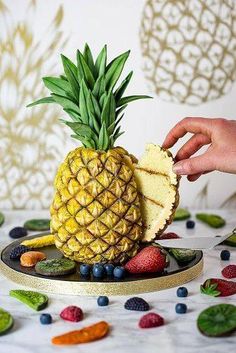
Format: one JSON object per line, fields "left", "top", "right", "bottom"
{"left": 0, "top": 212, "right": 4, "bottom": 227}
{"left": 35, "top": 258, "right": 76, "bottom": 276}
{"left": 0, "top": 308, "right": 14, "bottom": 335}
{"left": 173, "top": 208, "right": 191, "bottom": 221}
{"left": 197, "top": 304, "right": 236, "bottom": 337}
{"left": 24, "top": 219, "right": 50, "bottom": 231}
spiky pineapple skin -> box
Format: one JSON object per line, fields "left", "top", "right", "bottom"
{"left": 50, "top": 146, "right": 142, "bottom": 264}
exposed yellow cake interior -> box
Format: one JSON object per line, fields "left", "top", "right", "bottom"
{"left": 134, "top": 144, "right": 179, "bottom": 242}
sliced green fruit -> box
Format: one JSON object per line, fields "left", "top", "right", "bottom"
{"left": 173, "top": 208, "right": 191, "bottom": 221}
{"left": 10, "top": 290, "right": 48, "bottom": 311}
{"left": 196, "top": 213, "right": 225, "bottom": 228}
{"left": 197, "top": 304, "right": 236, "bottom": 337}
{"left": 0, "top": 212, "right": 4, "bottom": 227}
{"left": 0, "top": 308, "right": 14, "bottom": 335}
{"left": 169, "top": 248, "right": 196, "bottom": 263}
{"left": 24, "top": 219, "right": 50, "bottom": 231}
{"left": 223, "top": 232, "right": 236, "bottom": 247}
{"left": 35, "top": 258, "right": 76, "bottom": 276}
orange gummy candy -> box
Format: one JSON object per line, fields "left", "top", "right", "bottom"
{"left": 20, "top": 251, "right": 46, "bottom": 267}
{"left": 51, "top": 321, "right": 109, "bottom": 345}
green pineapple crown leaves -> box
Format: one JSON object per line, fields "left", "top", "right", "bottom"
{"left": 27, "top": 44, "right": 152, "bottom": 150}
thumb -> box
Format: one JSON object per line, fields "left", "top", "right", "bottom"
{"left": 172, "top": 153, "right": 215, "bottom": 176}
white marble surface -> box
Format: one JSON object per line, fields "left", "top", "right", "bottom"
{"left": 0, "top": 210, "right": 236, "bottom": 353}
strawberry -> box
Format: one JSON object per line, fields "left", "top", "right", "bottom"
{"left": 124, "top": 246, "right": 167, "bottom": 274}
{"left": 222, "top": 265, "right": 236, "bottom": 279}
{"left": 158, "top": 232, "right": 180, "bottom": 240}
{"left": 200, "top": 278, "right": 236, "bottom": 297}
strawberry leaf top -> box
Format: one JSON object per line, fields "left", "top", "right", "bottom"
{"left": 200, "top": 279, "right": 221, "bottom": 297}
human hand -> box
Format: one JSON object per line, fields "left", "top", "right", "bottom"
{"left": 162, "top": 117, "right": 236, "bottom": 181}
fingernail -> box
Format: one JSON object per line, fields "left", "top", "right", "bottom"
{"left": 173, "top": 162, "right": 184, "bottom": 174}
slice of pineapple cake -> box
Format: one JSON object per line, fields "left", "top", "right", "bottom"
{"left": 134, "top": 144, "right": 179, "bottom": 242}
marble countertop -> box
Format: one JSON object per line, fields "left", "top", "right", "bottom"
{"left": 0, "top": 209, "right": 236, "bottom": 353}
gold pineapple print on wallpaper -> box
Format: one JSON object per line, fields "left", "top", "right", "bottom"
{"left": 0, "top": 1, "right": 69, "bottom": 209}
{"left": 140, "top": 0, "right": 236, "bottom": 105}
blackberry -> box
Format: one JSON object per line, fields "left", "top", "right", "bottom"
{"left": 10, "top": 245, "right": 30, "bottom": 260}
{"left": 124, "top": 297, "right": 149, "bottom": 311}
{"left": 9, "top": 227, "right": 27, "bottom": 239}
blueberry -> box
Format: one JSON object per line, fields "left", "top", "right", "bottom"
{"left": 40, "top": 313, "right": 52, "bottom": 325}
{"left": 175, "top": 303, "right": 187, "bottom": 314}
{"left": 104, "top": 263, "right": 115, "bottom": 276}
{"left": 9, "top": 227, "right": 27, "bottom": 239}
{"left": 92, "top": 264, "right": 105, "bottom": 278}
{"left": 220, "top": 250, "right": 230, "bottom": 261}
{"left": 97, "top": 296, "right": 109, "bottom": 306}
{"left": 177, "top": 287, "right": 188, "bottom": 297}
{"left": 80, "top": 264, "right": 91, "bottom": 276}
{"left": 186, "top": 220, "right": 195, "bottom": 229}
{"left": 113, "top": 266, "right": 125, "bottom": 279}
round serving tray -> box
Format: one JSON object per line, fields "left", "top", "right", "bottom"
{"left": 0, "top": 234, "right": 204, "bottom": 296}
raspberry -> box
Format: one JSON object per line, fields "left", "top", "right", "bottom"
{"left": 60, "top": 306, "right": 83, "bottom": 322}
{"left": 139, "top": 312, "right": 164, "bottom": 328}
{"left": 222, "top": 265, "right": 236, "bottom": 279}
{"left": 10, "top": 245, "right": 30, "bottom": 260}
{"left": 124, "top": 297, "right": 149, "bottom": 311}
{"left": 159, "top": 232, "right": 180, "bottom": 239}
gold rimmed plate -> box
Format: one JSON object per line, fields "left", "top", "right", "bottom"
{"left": 0, "top": 234, "right": 203, "bottom": 296}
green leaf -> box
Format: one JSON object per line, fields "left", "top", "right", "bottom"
{"left": 26, "top": 96, "right": 55, "bottom": 107}
{"left": 79, "top": 80, "right": 90, "bottom": 125}
{"left": 77, "top": 50, "right": 95, "bottom": 88}
{"left": 87, "top": 92, "right": 100, "bottom": 135}
{"left": 115, "top": 104, "right": 128, "bottom": 118}
{"left": 43, "top": 77, "right": 73, "bottom": 96}
{"left": 117, "top": 95, "right": 152, "bottom": 107}
{"left": 101, "top": 91, "right": 116, "bottom": 127}
{"left": 98, "top": 122, "right": 109, "bottom": 150}
{"left": 83, "top": 43, "right": 96, "bottom": 76}
{"left": 52, "top": 94, "right": 80, "bottom": 113}
{"left": 99, "top": 92, "right": 107, "bottom": 108}
{"left": 63, "top": 108, "right": 82, "bottom": 122}
{"left": 93, "top": 75, "right": 106, "bottom": 98}
{"left": 114, "top": 71, "right": 133, "bottom": 101}
{"left": 64, "top": 121, "right": 94, "bottom": 138}
{"left": 71, "top": 134, "right": 95, "bottom": 149}
{"left": 61, "top": 54, "right": 80, "bottom": 102}
{"left": 95, "top": 45, "right": 107, "bottom": 77}
{"left": 105, "top": 50, "right": 130, "bottom": 91}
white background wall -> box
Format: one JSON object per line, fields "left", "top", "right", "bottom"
{"left": 2, "top": 0, "right": 236, "bottom": 209}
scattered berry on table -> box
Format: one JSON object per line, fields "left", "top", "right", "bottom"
{"left": 200, "top": 278, "right": 236, "bottom": 297}
{"left": 124, "top": 297, "right": 150, "bottom": 311}
{"left": 60, "top": 305, "right": 83, "bottom": 322}
{"left": 104, "top": 263, "right": 115, "bottom": 276}
{"left": 97, "top": 296, "right": 109, "bottom": 306}
{"left": 177, "top": 287, "right": 188, "bottom": 297}
{"left": 79, "top": 264, "right": 91, "bottom": 276}
{"left": 159, "top": 232, "right": 180, "bottom": 240}
{"left": 220, "top": 250, "right": 230, "bottom": 261}
{"left": 186, "top": 220, "right": 195, "bottom": 229}
{"left": 40, "top": 313, "right": 52, "bottom": 325}
{"left": 9, "top": 227, "right": 27, "bottom": 239}
{"left": 222, "top": 265, "right": 236, "bottom": 279}
{"left": 10, "top": 245, "right": 30, "bottom": 260}
{"left": 113, "top": 266, "right": 126, "bottom": 279}
{"left": 92, "top": 264, "right": 105, "bottom": 278}
{"left": 139, "top": 312, "right": 164, "bottom": 328}
{"left": 175, "top": 303, "right": 187, "bottom": 314}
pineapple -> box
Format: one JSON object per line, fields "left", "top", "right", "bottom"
{"left": 28, "top": 44, "right": 150, "bottom": 264}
